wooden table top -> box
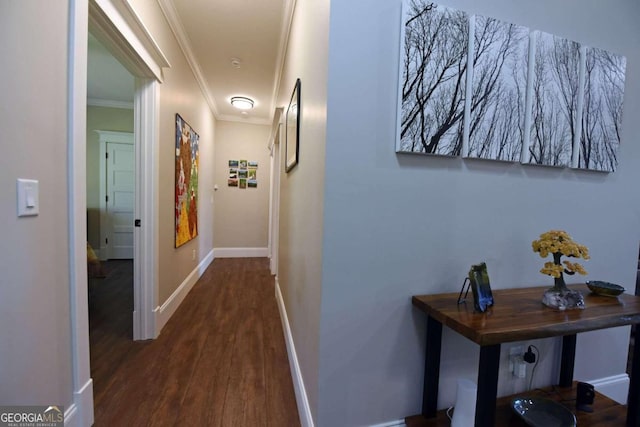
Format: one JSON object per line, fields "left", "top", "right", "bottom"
{"left": 412, "top": 284, "right": 640, "bottom": 346}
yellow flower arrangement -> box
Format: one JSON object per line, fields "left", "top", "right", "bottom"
{"left": 532, "top": 230, "right": 589, "bottom": 279}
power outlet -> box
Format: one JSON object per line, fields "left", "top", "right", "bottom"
{"left": 513, "top": 356, "right": 527, "bottom": 378}
{"left": 192, "top": 249, "right": 196, "bottom": 260}
{"left": 508, "top": 345, "right": 524, "bottom": 375}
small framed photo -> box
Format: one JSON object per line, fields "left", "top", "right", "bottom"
{"left": 285, "top": 78, "right": 301, "bottom": 172}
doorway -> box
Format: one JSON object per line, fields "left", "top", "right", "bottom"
{"left": 86, "top": 0, "right": 168, "bottom": 342}
{"left": 68, "top": 0, "right": 168, "bottom": 422}
{"left": 86, "top": 30, "right": 137, "bottom": 416}
{"left": 87, "top": 26, "right": 137, "bottom": 353}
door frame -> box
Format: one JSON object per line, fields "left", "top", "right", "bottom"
{"left": 68, "top": 0, "right": 169, "bottom": 423}
{"left": 268, "top": 108, "right": 283, "bottom": 275}
{"left": 97, "top": 130, "right": 134, "bottom": 261}
{"left": 88, "top": 0, "right": 167, "bottom": 341}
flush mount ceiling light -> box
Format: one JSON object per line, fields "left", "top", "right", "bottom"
{"left": 230, "top": 96, "right": 254, "bottom": 110}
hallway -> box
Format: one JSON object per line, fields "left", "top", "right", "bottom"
{"left": 91, "top": 258, "right": 300, "bottom": 426}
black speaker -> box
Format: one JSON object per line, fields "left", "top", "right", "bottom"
{"left": 576, "top": 381, "right": 595, "bottom": 412}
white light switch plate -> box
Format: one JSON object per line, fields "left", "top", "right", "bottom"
{"left": 17, "top": 178, "right": 39, "bottom": 217}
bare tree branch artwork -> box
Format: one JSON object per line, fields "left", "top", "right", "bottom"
{"left": 579, "top": 47, "right": 626, "bottom": 172}
{"left": 398, "top": 1, "right": 468, "bottom": 155}
{"left": 528, "top": 32, "right": 579, "bottom": 167}
{"left": 467, "top": 16, "right": 529, "bottom": 162}
{"left": 396, "top": 3, "right": 627, "bottom": 174}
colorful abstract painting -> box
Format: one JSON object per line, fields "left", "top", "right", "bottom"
{"left": 175, "top": 113, "right": 199, "bottom": 247}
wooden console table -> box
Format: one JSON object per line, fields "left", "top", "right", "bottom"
{"left": 409, "top": 284, "right": 640, "bottom": 426}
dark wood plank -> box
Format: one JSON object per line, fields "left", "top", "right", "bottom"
{"left": 90, "top": 258, "right": 300, "bottom": 427}
{"left": 262, "top": 275, "right": 302, "bottom": 427}
{"left": 413, "top": 284, "right": 640, "bottom": 345}
{"left": 220, "top": 261, "right": 267, "bottom": 427}
{"left": 407, "top": 383, "right": 627, "bottom": 426}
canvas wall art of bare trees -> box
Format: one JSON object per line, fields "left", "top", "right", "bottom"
{"left": 527, "top": 32, "right": 579, "bottom": 167}
{"left": 397, "top": 0, "right": 626, "bottom": 173}
{"left": 398, "top": 1, "right": 468, "bottom": 156}
{"left": 580, "top": 48, "right": 626, "bottom": 172}
{"left": 468, "top": 16, "right": 528, "bottom": 162}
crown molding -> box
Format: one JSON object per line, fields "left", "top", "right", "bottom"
{"left": 216, "top": 114, "right": 271, "bottom": 126}
{"left": 271, "top": 0, "right": 298, "bottom": 112}
{"left": 87, "top": 98, "right": 134, "bottom": 109}
{"left": 156, "top": 0, "right": 219, "bottom": 117}
{"left": 90, "top": 0, "right": 171, "bottom": 82}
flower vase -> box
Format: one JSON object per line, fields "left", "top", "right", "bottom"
{"left": 542, "top": 272, "right": 585, "bottom": 310}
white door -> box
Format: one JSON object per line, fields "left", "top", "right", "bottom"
{"left": 106, "top": 141, "right": 134, "bottom": 259}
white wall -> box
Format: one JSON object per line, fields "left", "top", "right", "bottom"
{"left": 213, "top": 121, "right": 271, "bottom": 251}
{"left": 317, "top": 0, "right": 640, "bottom": 425}
{"left": 0, "top": 0, "right": 74, "bottom": 409}
{"left": 276, "top": 0, "right": 331, "bottom": 423}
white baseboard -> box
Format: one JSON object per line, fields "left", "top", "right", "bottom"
{"left": 213, "top": 247, "right": 268, "bottom": 258}
{"left": 64, "top": 404, "right": 78, "bottom": 427}
{"left": 275, "top": 277, "right": 315, "bottom": 427}
{"left": 65, "top": 378, "right": 94, "bottom": 427}
{"left": 585, "top": 373, "right": 629, "bottom": 405}
{"left": 155, "top": 249, "right": 214, "bottom": 333}
{"left": 368, "top": 421, "right": 406, "bottom": 427}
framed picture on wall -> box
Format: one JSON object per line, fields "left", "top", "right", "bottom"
{"left": 175, "top": 113, "right": 199, "bottom": 247}
{"left": 285, "top": 78, "right": 301, "bottom": 173}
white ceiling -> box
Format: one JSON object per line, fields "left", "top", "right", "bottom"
{"left": 87, "top": 0, "right": 289, "bottom": 124}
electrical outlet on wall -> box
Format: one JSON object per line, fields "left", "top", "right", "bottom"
{"left": 192, "top": 249, "right": 196, "bottom": 260}
{"left": 514, "top": 357, "right": 527, "bottom": 378}
{"left": 508, "top": 345, "right": 524, "bottom": 373}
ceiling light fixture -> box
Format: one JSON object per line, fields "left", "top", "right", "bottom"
{"left": 230, "top": 96, "right": 254, "bottom": 110}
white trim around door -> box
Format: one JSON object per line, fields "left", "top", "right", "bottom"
{"left": 67, "top": 0, "right": 170, "bottom": 420}
{"left": 133, "top": 77, "right": 160, "bottom": 340}
{"left": 268, "top": 108, "right": 283, "bottom": 276}
{"left": 68, "top": 1, "right": 93, "bottom": 425}
{"left": 88, "top": 0, "right": 167, "bottom": 342}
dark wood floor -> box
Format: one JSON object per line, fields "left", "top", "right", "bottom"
{"left": 88, "top": 258, "right": 300, "bottom": 427}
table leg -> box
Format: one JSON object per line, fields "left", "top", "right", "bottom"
{"left": 475, "top": 344, "right": 501, "bottom": 427}
{"left": 559, "top": 334, "right": 577, "bottom": 387}
{"left": 422, "top": 315, "right": 442, "bottom": 417}
{"left": 627, "top": 325, "right": 640, "bottom": 426}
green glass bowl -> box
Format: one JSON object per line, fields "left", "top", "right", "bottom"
{"left": 586, "top": 280, "right": 625, "bottom": 297}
